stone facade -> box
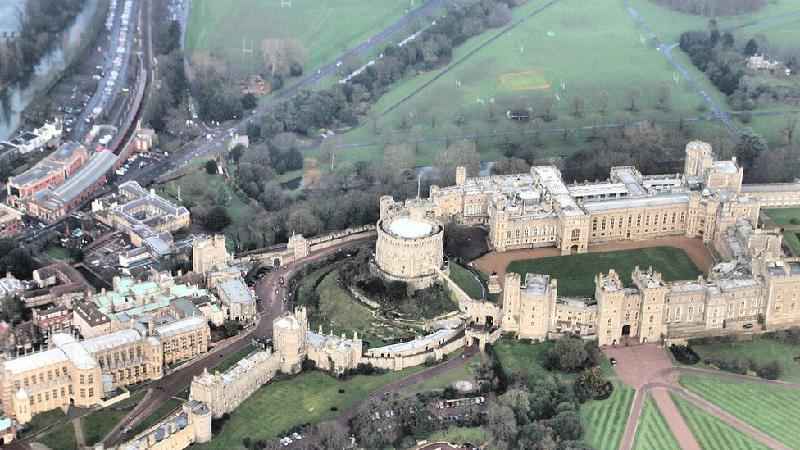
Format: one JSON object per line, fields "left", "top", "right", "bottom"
{"left": 374, "top": 201, "right": 446, "bottom": 290}
{"left": 192, "top": 235, "right": 230, "bottom": 275}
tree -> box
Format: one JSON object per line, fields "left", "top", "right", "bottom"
{"left": 433, "top": 140, "right": 481, "bottom": 185}
{"left": 656, "top": 84, "right": 672, "bottom": 111}
{"left": 735, "top": 128, "right": 768, "bottom": 169}
{"left": 625, "top": 88, "right": 641, "bottom": 112}
{"left": 493, "top": 157, "right": 531, "bottom": 175}
{"left": 782, "top": 115, "right": 798, "bottom": 146}
{"left": 596, "top": 91, "right": 610, "bottom": 116}
{"left": 571, "top": 96, "right": 585, "bottom": 118}
{"left": 486, "top": 404, "right": 518, "bottom": 449}
{"left": 241, "top": 93, "right": 258, "bottom": 110}
{"left": 745, "top": 38, "right": 759, "bottom": 56}
{"left": 204, "top": 206, "right": 232, "bottom": 232}
{"left": 311, "top": 422, "right": 349, "bottom": 450}
{"left": 205, "top": 160, "right": 218, "bottom": 174}
{"left": 544, "top": 337, "right": 589, "bottom": 372}
{"left": 547, "top": 410, "right": 583, "bottom": 441}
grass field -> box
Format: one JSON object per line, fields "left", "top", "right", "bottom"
{"left": 333, "top": 0, "right": 720, "bottom": 165}
{"left": 493, "top": 338, "right": 554, "bottom": 380}
{"left": 507, "top": 247, "right": 701, "bottom": 298}
{"left": 314, "top": 269, "right": 381, "bottom": 344}
{"left": 214, "top": 344, "right": 257, "bottom": 373}
{"left": 37, "top": 422, "right": 77, "bottom": 450}
{"left": 672, "top": 394, "right": 770, "bottom": 450}
{"left": 680, "top": 374, "right": 800, "bottom": 449}
{"left": 185, "top": 0, "right": 412, "bottom": 75}
{"left": 401, "top": 351, "right": 483, "bottom": 395}
{"left": 633, "top": 395, "right": 680, "bottom": 450}
{"left": 424, "top": 426, "right": 488, "bottom": 447}
{"left": 580, "top": 383, "right": 635, "bottom": 450}
{"left": 448, "top": 262, "right": 485, "bottom": 300}
{"left": 81, "top": 391, "right": 146, "bottom": 445}
{"left": 128, "top": 398, "right": 183, "bottom": 437}
{"left": 763, "top": 208, "right": 800, "bottom": 226}
{"left": 690, "top": 336, "right": 800, "bottom": 382}
{"left": 194, "top": 368, "right": 423, "bottom": 450}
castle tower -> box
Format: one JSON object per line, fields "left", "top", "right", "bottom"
{"left": 455, "top": 166, "right": 467, "bottom": 186}
{"left": 501, "top": 273, "right": 522, "bottom": 332}
{"left": 188, "top": 401, "right": 212, "bottom": 444}
{"left": 192, "top": 235, "right": 230, "bottom": 274}
{"left": 684, "top": 140, "right": 714, "bottom": 179}
{"left": 287, "top": 233, "right": 309, "bottom": 260}
{"left": 379, "top": 195, "right": 395, "bottom": 220}
{"left": 596, "top": 269, "right": 626, "bottom": 346}
{"left": 272, "top": 308, "right": 308, "bottom": 374}
{"left": 632, "top": 267, "right": 668, "bottom": 344}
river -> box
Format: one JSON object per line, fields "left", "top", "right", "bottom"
{"left": 0, "top": 0, "right": 100, "bottom": 141}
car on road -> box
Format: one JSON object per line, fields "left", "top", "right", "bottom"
{"left": 610, "top": 357, "right": 617, "bottom": 366}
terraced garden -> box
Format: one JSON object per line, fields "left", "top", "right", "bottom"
{"left": 633, "top": 395, "right": 680, "bottom": 450}
{"left": 680, "top": 374, "right": 800, "bottom": 449}
{"left": 672, "top": 394, "right": 770, "bottom": 450}
{"left": 580, "top": 384, "right": 634, "bottom": 450}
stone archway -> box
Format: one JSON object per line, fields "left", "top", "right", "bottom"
{"left": 273, "top": 257, "right": 281, "bottom": 268}
{"left": 622, "top": 324, "right": 631, "bottom": 336}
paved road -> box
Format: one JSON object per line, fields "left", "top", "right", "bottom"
{"left": 623, "top": 0, "right": 739, "bottom": 137}
{"left": 147, "top": 0, "right": 448, "bottom": 181}
{"left": 102, "top": 236, "right": 375, "bottom": 446}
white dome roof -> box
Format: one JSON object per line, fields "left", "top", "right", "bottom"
{"left": 388, "top": 217, "right": 433, "bottom": 238}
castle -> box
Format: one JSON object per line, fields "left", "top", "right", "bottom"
{"left": 377, "top": 141, "right": 800, "bottom": 345}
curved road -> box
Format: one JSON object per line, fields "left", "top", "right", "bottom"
{"left": 100, "top": 236, "right": 375, "bottom": 446}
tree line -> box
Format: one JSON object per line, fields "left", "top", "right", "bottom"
{"left": 0, "top": 0, "right": 87, "bottom": 87}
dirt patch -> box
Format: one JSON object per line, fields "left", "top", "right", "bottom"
{"left": 498, "top": 69, "right": 550, "bottom": 91}
{"left": 604, "top": 344, "right": 673, "bottom": 389}
{"left": 473, "top": 237, "right": 713, "bottom": 287}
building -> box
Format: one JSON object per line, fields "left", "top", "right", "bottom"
{"left": 0, "top": 204, "right": 23, "bottom": 238}
{"left": 6, "top": 142, "right": 89, "bottom": 204}
{"left": 398, "top": 140, "right": 800, "bottom": 346}
{"left": 155, "top": 316, "right": 210, "bottom": 366}
{"left": 192, "top": 235, "right": 230, "bottom": 275}
{"left": 214, "top": 278, "right": 256, "bottom": 323}
{"left": 0, "top": 274, "right": 23, "bottom": 300}
{"left": 92, "top": 181, "right": 190, "bottom": 259}
{"left": 108, "top": 401, "right": 211, "bottom": 450}
{"left": 374, "top": 203, "right": 447, "bottom": 290}
{"left": 23, "top": 149, "right": 119, "bottom": 223}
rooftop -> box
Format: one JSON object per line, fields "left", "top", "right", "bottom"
{"left": 387, "top": 217, "right": 435, "bottom": 239}
{"left": 155, "top": 316, "right": 206, "bottom": 338}
{"left": 581, "top": 193, "right": 690, "bottom": 213}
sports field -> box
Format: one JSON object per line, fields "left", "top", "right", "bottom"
{"left": 185, "top": 0, "right": 411, "bottom": 74}
{"left": 507, "top": 247, "right": 701, "bottom": 298}
{"left": 633, "top": 395, "right": 680, "bottom": 450}
{"left": 672, "top": 394, "right": 770, "bottom": 450}
{"left": 680, "top": 374, "right": 800, "bottom": 449}
{"left": 580, "top": 383, "right": 634, "bottom": 450}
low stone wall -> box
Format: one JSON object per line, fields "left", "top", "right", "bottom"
{"left": 362, "top": 328, "right": 466, "bottom": 371}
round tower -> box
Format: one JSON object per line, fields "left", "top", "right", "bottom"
{"left": 272, "top": 308, "right": 308, "bottom": 374}
{"left": 188, "top": 402, "right": 212, "bottom": 444}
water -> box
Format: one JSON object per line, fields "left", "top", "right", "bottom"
{"left": 0, "top": 0, "right": 99, "bottom": 141}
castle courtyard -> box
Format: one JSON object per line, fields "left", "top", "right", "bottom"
{"left": 473, "top": 236, "right": 714, "bottom": 289}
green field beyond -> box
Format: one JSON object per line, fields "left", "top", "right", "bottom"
{"left": 185, "top": 0, "right": 410, "bottom": 73}
{"left": 679, "top": 374, "right": 800, "bottom": 449}
{"left": 672, "top": 394, "right": 770, "bottom": 450}
{"left": 580, "top": 383, "right": 634, "bottom": 450}
{"left": 691, "top": 336, "right": 800, "bottom": 383}
{"left": 764, "top": 208, "right": 800, "bottom": 255}
{"left": 507, "top": 247, "right": 701, "bottom": 298}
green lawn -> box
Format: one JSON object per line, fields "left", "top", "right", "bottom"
{"left": 680, "top": 374, "right": 800, "bottom": 449}
{"left": 763, "top": 208, "right": 800, "bottom": 226}
{"left": 45, "top": 245, "right": 74, "bottom": 262}
{"left": 580, "top": 383, "right": 635, "bottom": 450}
{"left": 81, "top": 391, "right": 146, "bottom": 445}
{"left": 334, "top": 0, "right": 719, "bottom": 165}
{"left": 37, "top": 422, "right": 77, "bottom": 450}
{"left": 672, "top": 394, "right": 770, "bottom": 450}
{"left": 690, "top": 336, "right": 800, "bottom": 382}
{"left": 128, "top": 398, "right": 183, "bottom": 437}
{"left": 194, "top": 368, "right": 424, "bottom": 450}
{"left": 424, "top": 426, "right": 488, "bottom": 447}
{"left": 186, "top": 0, "right": 412, "bottom": 75}
{"left": 401, "top": 351, "right": 482, "bottom": 395}
{"left": 213, "top": 344, "right": 257, "bottom": 373}
{"left": 448, "top": 262, "right": 485, "bottom": 300}
{"left": 493, "top": 338, "right": 554, "bottom": 380}
{"left": 633, "top": 395, "right": 680, "bottom": 450}
{"left": 507, "top": 247, "right": 702, "bottom": 298}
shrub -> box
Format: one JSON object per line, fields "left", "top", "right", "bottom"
{"left": 756, "top": 361, "right": 782, "bottom": 380}
{"left": 669, "top": 344, "right": 700, "bottom": 365}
